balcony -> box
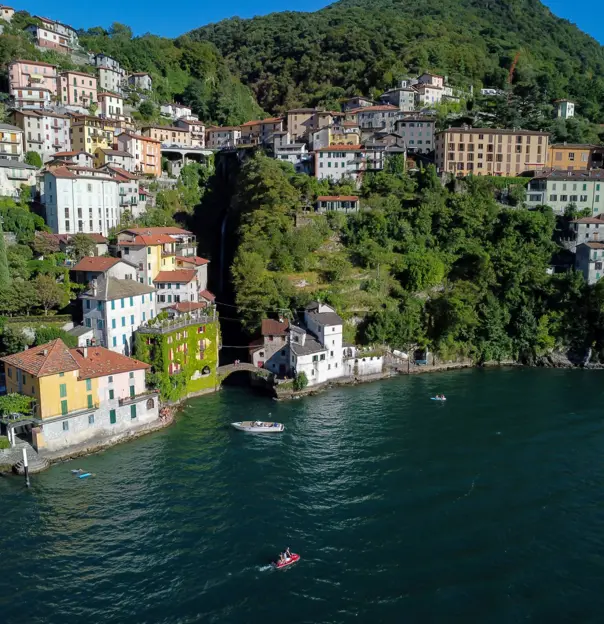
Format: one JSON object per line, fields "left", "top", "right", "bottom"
{"left": 137, "top": 309, "right": 217, "bottom": 335}
{"left": 118, "top": 389, "right": 159, "bottom": 407}
{"left": 0, "top": 136, "right": 21, "bottom": 144}
{"left": 7, "top": 172, "right": 31, "bottom": 180}
{"left": 26, "top": 137, "right": 44, "bottom": 144}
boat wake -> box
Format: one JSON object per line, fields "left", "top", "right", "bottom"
{"left": 258, "top": 564, "right": 274, "bottom": 572}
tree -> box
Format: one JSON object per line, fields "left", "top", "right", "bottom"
{"left": 70, "top": 233, "right": 96, "bottom": 261}
{"left": 0, "top": 326, "right": 32, "bottom": 356}
{"left": 0, "top": 393, "right": 34, "bottom": 417}
{"left": 33, "top": 233, "right": 60, "bottom": 257}
{"left": 293, "top": 371, "right": 308, "bottom": 391}
{"left": 34, "top": 327, "right": 78, "bottom": 348}
{"left": 34, "top": 274, "right": 70, "bottom": 315}
{"left": 0, "top": 217, "right": 10, "bottom": 289}
{"left": 138, "top": 100, "right": 157, "bottom": 120}
{"left": 24, "top": 151, "right": 42, "bottom": 168}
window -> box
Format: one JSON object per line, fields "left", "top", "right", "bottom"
{"left": 320, "top": 354, "right": 326, "bottom": 361}
{"left": 549, "top": 195, "right": 558, "bottom": 202}
{"left": 62, "top": 420, "right": 69, "bottom": 431}
{"left": 570, "top": 195, "right": 578, "bottom": 202}
{"left": 109, "top": 389, "right": 114, "bottom": 400}
{"left": 129, "top": 372, "right": 134, "bottom": 379}
{"left": 108, "top": 376, "right": 113, "bottom": 383}
{"left": 61, "top": 400, "right": 68, "bottom": 416}
{"left": 122, "top": 317, "right": 126, "bottom": 327}
{"left": 85, "top": 318, "right": 91, "bottom": 328}
{"left": 88, "top": 414, "right": 95, "bottom": 425}
{"left": 569, "top": 153, "right": 575, "bottom": 161}
{"left": 130, "top": 404, "right": 137, "bottom": 419}
{"left": 110, "top": 409, "right": 116, "bottom": 424}
{"left": 87, "top": 394, "right": 93, "bottom": 408}
{"left": 580, "top": 195, "right": 588, "bottom": 202}
{"left": 85, "top": 378, "right": 92, "bottom": 391}
{"left": 97, "top": 320, "right": 103, "bottom": 330}
{"left": 121, "top": 298, "right": 125, "bottom": 308}
{"left": 112, "top": 336, "right": 117, "bottom": 347}
{"left": 59, "top": 383, "right": 67, "bottom": 398}
{"left": 111, "top": 300, "right": 115, "bottom": 310}
{"left": 560, "top": 195, "right": 568, "bottom": 202}
{"left": 131, "top": 315, "right": 135, "bottom": 325}
{"left": 130, "top": 386, "right": 135, "bottom": 398}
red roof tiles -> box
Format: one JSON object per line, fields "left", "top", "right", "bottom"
{"left": 261, "top": 319, "right": 289, "bottom": 336}
{"left": 153, "top": 270, "right": 197, "bottom": 284}
{"left": 176, "top": 256, "right": 209, "bottom": 266}
{"left": 70, "top": 346, "right": 150, "bottom": 380}
{"left": 72, "top": 256, "right": 122, "bottom": 272}
{"left": 0, "top": 339, "right": 79, "bottom": 377}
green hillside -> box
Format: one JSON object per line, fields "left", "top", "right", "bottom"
{"left": 189, "top": 0, "right": 604, "bottom": 119}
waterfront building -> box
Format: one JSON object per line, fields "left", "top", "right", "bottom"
{"left": 135, "top": 304, "right": 220, "bottom": 400}
{"left": 0, "top": 339, "right": 159, "bottom": 453}
{"left": 249, "top": 318, "right": 291, "bottom": 375}
{"left": 435, "top": 126, "right": 549, "bottom": 176}
{"left": 12, "top": 109, "right": 71, "bottom": 163}
{"left": 80, "top": 275, "right": 157, "bottom": 354}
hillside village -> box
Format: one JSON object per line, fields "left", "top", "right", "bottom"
{"left": 2, "top": 4, "right": 604, "bottom": 464}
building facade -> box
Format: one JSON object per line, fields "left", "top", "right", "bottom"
{"left": 142, "top": 125, "right": 191, "bottom": 147}
{"left": 240, "top": 118, "right": 284, "bottom": 145}
{"left": 97, "top": 68, "right": 123, "bottom": 96}
{"left": 116, "top": 133, "right": 161, "bottom": 177}
{"left": 435, "top": 127, "right": 549, "bottom": 176}
{"left": 249, "top": 319, "right": 290, "bottom": 375}
{"left": 525, "top": 170, "right": 604, "bottom": 215}
{"left": 546, "top": 144, "right": 604, "bottom": 171}
{"left": 70, "top": 116, "right": 115, "bottom": 153}
{"left": 205, "top": 127, "right": 241, "bottom": 149}
{"left": 0, "top": 159, "right": 37, "bottom": 199}
{"left": 175, "top": 119, "right": 206, "bottom": 148}
{"left": 352, "top": 105, "right": 400, "bottom": 133}
{"left": 316, "top": 195, "right": 360, "bottom": 214}
{"left": 394, "top": 116, "right": 435, "bottom": 153}
{"left": 58, "top": 71, "right": 98, "bottom": 109}
{"left": 97, "top": 92, "right": 124, "bottom": 119}
{"left": 575, "top": 242, "right": 604, "bottom": 285}
{"left": 128, "top": 73, "right": 153, "bottom": 91}
{"left": 94, "top": 148, "right": 134, "bottom": 172}
{"left": 13, "top": 109, "right": 70, "bottom": 162}
{"left": 0, "top": 123, "right": 24, "bottom": 161}
{"left": 555, "top": 99, "right": 575, "bottom": 119}
{"left": 9, "top": 60, "right": 58, "bottom": 108}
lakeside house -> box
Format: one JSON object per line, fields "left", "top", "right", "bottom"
{"left": 0, "top": 339, "right": 159, "bottom": 453}
{"left": 249, "top": 319, "right": 290, "bottom": 376}
{"left": 71, "top": 256, "right": 138, "bottom": 284}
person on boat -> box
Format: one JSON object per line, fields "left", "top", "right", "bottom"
{"left": 278, "top": 553, "right": 286, "bottom": 564}
{"left": 285, "top": 547, "right": 291, "bottom": 559}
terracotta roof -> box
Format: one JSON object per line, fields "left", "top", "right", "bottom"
{"left": 98, "top": 148, "right": 132, "bottom": 157}
{"left": 550, "top": 143, "right": 599, "bottom": 149}
{"left": 53, "top": 150, "right": 92, "bottom": 157}
{"left": 125, "top": 227, "right": 192, "bottom": 235}
{"left": 241, "top": 117, "right": 283, "bottom": 127}
{"left": 101, "top": 165, "right": 140, "bottom": 180}
{"left": 199, "top": 289, "right": 216, "bottom": 302}
{"left": 117, "top": 132, "right": 161, "bottom": 144}
{"left": 130, "top": 72, "right": 151, "bottom": 77}
{"left": 88, "top": 233, "right": 108, "bottom": 243}
{"left": 142, "top": 124, "right": 189, "bottom": 132}
{"left": 438, "top": 127, "right": 549, "bottom": 136}
{"left": 61, "top": 70, "right": 97, "bottom": 79}
{"left": 70, "top": 346, "right": 150, "bottom": 380}
{"left": 317, "top": 195, "right": 359, "bottom": 201}
{"left": 153, "top": 270, "right": 197, "bottom": 284}
{"left": 0, "top": 339, "right": 79, "bottom": 378}
{"left": 117, "top": 234, "right": 174, "bottom": 246}
{"left": 72, "top": 256, "right": 123, "bottom": 272}
{"left": 572, "top": 217, "right": 604, "bottom": 224}
{"left": 351, "top": 105, "right": 399, "bottom": 113}
{"left": 97, "top": 92, "right": 123, "bottom": 98}
{"left": 46, "top": 166, "right": 76, "bottom": 179}
{"left": 261, "top": 319, "right": 289, "bottom": 336}
{"left": 10, "top": 59, "right": 57, "bottom": 68}
{"left": 207, "top": 126, "right": 241, "bottom": 132}
{"left": 316, "top": 145, "right": 364, "bottom": 152}
{"left": 176, "top": 256, "right": 209, "bottom": 266}
{"left": 581, "top": 242, "right": 604, "bottom": 249}
{"left": 168, "top": 302, "right": 208, "bottom": 313}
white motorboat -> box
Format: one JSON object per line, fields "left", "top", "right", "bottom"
{"left": 231, "top": 420, "right": 284, "bottom": 433}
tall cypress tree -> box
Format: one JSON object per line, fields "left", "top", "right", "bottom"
{"left": 0, "top": 217, "right": 11, "bottom": 290}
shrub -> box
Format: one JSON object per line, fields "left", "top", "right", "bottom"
{"left": 0, "top": 436, "right": 10, "bottom": 450}
{"left": 293, "top": 371, "right": 308, "bottom": 391}
{"left": 33, "top": 327, "right": 78, "bottom": 348}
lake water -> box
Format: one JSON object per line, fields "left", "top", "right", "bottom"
{"left": 2, "top": 368, "right": 604, "bottom": 623}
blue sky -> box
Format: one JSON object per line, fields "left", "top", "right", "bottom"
{"left": 12, "top": 0, "right": 604, "bottom": 42}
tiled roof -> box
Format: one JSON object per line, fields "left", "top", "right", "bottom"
{"left": 0, "top": 339, "right": 79, "bottom": 378}
{"left": 199, "top": 289, "right": 216, "bottom": 302}
{"left": 10, "top": 59, "right": 57, "bottom": 68}
{"left": 125, "top": 227, "right": 192, "bottom": 235}
{"left": 317, "top": 195, "right": 359, "bottom": 201}
{"left": 305, "top": 302, "right": 343, "bottom": 326}
{"left": 82, "top": 276, "right": 155, "bottom": 300}
{"left": 153, "top": 270, "right": 197, "bottom": 284}
{"left": 99, "top": 148, "right": 132, "bottom": 157}
{"left": 241, "top": 117, "right": 283, "bottom": 127}
{"left": 261, "top": 319, "right": 289, "bottom": 336}
{"left": 142, "top": 124, "right": 189, "bottom": 132}
{"left": 176, "top": 256, "right": 209, "bottom": 266}
{"left": 316, "top": 145, "right": 363, "bottom": 152}
{"left": 581, "top": 242, "right": 604, "bottom": 249}
{"left": 70, "top": 346, "right": 150, "bottom": 380}
{"left": 117, "top": 234, "right": 175, "bottom": 246}
{"left": 46, "top": 166, "right": 76, "bottom": 179}
{"left": 571, "top": 217, "right": 604, "bottom": 224}
{"left": 438, "top": 127, "right": 549, "bottom": 136}
{"left": 53, "top": 150, "right": 92, "bottom": 157}
{"left": 117, "top": 132, "right": 161, "bottom": 144}
{"left": 97, "top": 91, "right": 123, "bottom": 98}
{"left": 168, "top": 302, "right": 208, "bottom": 313}
{"left": 72, "top": 256, "right": 122, "bottom": 272}
{"left": 351, "top": 105, "right": 399, "bottom": 113}
{"left": 87, "top": 233, "right": 108, "bottom": 243}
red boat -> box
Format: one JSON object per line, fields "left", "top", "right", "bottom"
{"left": 272, "top": 553, "right": 300, "bottom": 569}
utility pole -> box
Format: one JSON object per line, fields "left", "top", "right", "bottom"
{"left": 22, "top": 447, "right": 30, "bottom": 488}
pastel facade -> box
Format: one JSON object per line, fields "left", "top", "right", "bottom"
{"left": 314, "top": 146, "right": 367, "bottom": 184}
{"left": 97, "top": 67, "right": 123, "bottom": 95}
{"left": 0, "top": 5, "right": 14, "bottom": 21}
{"left": 0, "top": 159, "right": 38, "bottom": 199}
{"left": 94, "top": 148, "right": 134, "bottom": 172}
{"left": 175, "top": 119, "right": 206, "bottom": 148}
{"left": 205, "top": 127, "right": 241, "bottom": 149}
{"left": 142, "top": 125, "right": 191, "bottom": 147}
{"left": 525, "top": 170, "right": 604, "bottom": 215}
{"left": 153, "top": 270, "right": 199, "bottom": 310}
{"left": 97, "top": 92, "right": 124, "bottom": 119}
{"left": 435, "top": 127, "right": 549, "bottom": 176}
{"left": 240, "top": 118, "right": 284, "bottom": 145}
{"left": 1, "top": 339, "right": 158, "bottom": 453}
{"left": 0, "top": 123, "right": 24, "bottom": 161}
{"left": 13, "top": 110, "right": 71, "bottom": 162}
{"left": 161, "top": 103, "right": 193, "bottom": 121}
{"left": 116, "top": 133, "right": 161, "bottom": 177}
{"left": 249, "top": 319, "right": 290, "bottom": 375}
{"left": 9, "top": 60, "right": 58, "bottom": 108}
{"left": 70, "top": 116, "right": 115, "bottom": 153}
{"left": 555, "top": 99, "right": 575, "bottom": 119}
{"left": 547, "top": 144, "right": 604, "bottom": 171}
{"left": 58, "top": 71, "right": 98, "bottom": 109}
{"left": 43, "top": 167, "right": 121, "bottom": 236}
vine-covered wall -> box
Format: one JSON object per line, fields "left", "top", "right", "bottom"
{"left": 134, "top": 320, "right": 220, "bottom": 402}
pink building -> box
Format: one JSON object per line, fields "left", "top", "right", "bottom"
{"left": 9, "top": 60, "right": 58, "bottom": 108}
{"left": 58, "top": 71, "right": 98, "bottom": 108}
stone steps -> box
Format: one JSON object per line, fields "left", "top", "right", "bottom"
{"left": 10, "top": 443, "right": 50, "bottom": 475}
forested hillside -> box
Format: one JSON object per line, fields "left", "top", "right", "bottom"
{"left": 190, "top": 0, "right": 604, "bottom": 119}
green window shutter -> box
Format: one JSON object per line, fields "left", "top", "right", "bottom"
{"left": 130, "top": 385, "right": 135, "bottom": 398}
{"left": 109, "top": 409, "right": 116, "bottom": 424}
{"left": 61, "top": 400, "right": 68, "bottom": 415}
{"left": 59, "top": 383, "right": 67, "bottom": 398}
{"left": 85, "top": 379, "right": 92, "bottom": 391}
{"left": 130, "top": 404, "right": 137, "bottom": 419}
{"left": 109, "top": 389, "right": 114, "bottom": 400}
{"left": 87, "top": 394, "right": 93, "bottom": 408}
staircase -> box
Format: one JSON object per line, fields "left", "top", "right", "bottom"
{"left": 10, "top": 441, "right": 50, "bottom": 475}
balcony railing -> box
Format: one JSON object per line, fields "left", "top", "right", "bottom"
{"left": 7, "top": 172, "right": 31, "bottom": 180}
{"left": 137, "top": 310, "right": 217, "bottom": 335}
{"left": 118, "top": 389, "right": 159, "bottom": 407}
{"left": 27, "top": 137, "right": 44, "bottom": 144}
{"left": 0, "top": 137, "right": 21, "bottom": 144}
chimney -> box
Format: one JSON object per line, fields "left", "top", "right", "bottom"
{"left": 83, "top": 346, "right": 88, "bottom": 358}
{"left": 91, "top": 279, "right": 97, "bottom": 296}
{"left": 43, "top": 349, "right": 48, "bottom": 356}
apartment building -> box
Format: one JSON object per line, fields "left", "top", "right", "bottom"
{"left": 70, "top": 116, "right": 115, "bottom": 153}
{"left": 71, "top": 256, "right": 137, "bottom": 284}
{"left": 205, "top": 126, "right": 241, "bottom": 149}
{"left": 435, "top": 127, "right": 549, "bottom": 176}
{"left": 380, "top": 86, "right": 416, "bottom": 111}
{"left": 0, "top": 159, "right": 37, "bottom": 198}
{"left": 25, "top": 19, "right": 74, "bottom": 53}
{"left": 175, "top": 119, "right": 205, "bottom": 148}
{"left": 43, "top": 167, "right": 121, "bottom": 236}
{"left": 0, "top": 339, "right": 158, "bottom": 453}
{"left": 351, "top": 105, "right": 400, "bottom": 133}
{"left": 141, "top": 124, "right": 191, "bottom": 147}
{"left": 525, "top": 170, "right": 604, "bottom": 215}
{"left": 314, "top": 145, "right": 366, "bottom": 184}
{"left": 9, "top": 60, "right": 58, "bottom": 108}
{"left": 240, "top": 117, "right": 284, "bottom": 145}
{"left": 116, "top": 133, "right": 161, "bottom": 177}
{"left": 13, "top": 109, "right": 70, "bottom": 162}
{"left": 97, "top": 92, "right": 124, "bottom": 120}
{"left": 58, "top": 71, "right": 98, "bottom": 109}
{"left": 0, "top": 123, "right": 24, "bottom": 161}
{"left": 311, "top": 122, "right": 361, "bottom": 150}
{"left": 97, "top": 67, "right": 123, "bottom": 96}
{"left": 127, "top": 73, "right": 152, "bottom": 91}
{"left": 93, "top": 54, "right": 121, "bottom": 72}
{"left": 394, "top": 116, "right": 435, "bottom": 153}
{"left": 547, "top": 144, "right": 604, "bottom": 171}
{"left": 81, "top": 275, "right": 157, "bottom": 354}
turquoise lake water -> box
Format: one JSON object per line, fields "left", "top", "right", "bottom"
{"left": 2, "top": 368, "right": 604, "bottom": 623}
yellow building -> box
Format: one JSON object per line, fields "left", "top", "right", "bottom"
{"left": 70, "top": 115, "right": 116, "bottom": 153}
{"left": 1, "top": 339, "right": 155, "bottom": 452}
{"left": 547, "top": 144, "right": 604, "bottom": 171}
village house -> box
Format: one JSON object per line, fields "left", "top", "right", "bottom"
{"left": 42, "top": 166, "right": 121, "bottom": 236}
{"left": 525, "top": 169, "right": 604, "bottom": 215}
{"left": 93, "top": 53, "right": 122, "bottom": 73}
{"left": 0, "top": 5, "right": 14, "bottom": 21}
{"left": 105, "top": 167, "right": 146, "bottom": 216}
{"left": 380, "top": 85, "right": 416, "bottom": 111}
{"left": 70, "top": 115, "right": 115, "bottom": 153}
{"left": 547, "top": 144, "right": 604, "bottom": 171}
{"left": 80, "top": 275, "right": 157, "bottom": 354}
{"left": 57, "top": 71, "right": 98, "bottom": 109}
{"left": 352, "top": 105, "right": 400, "bottom": 133}
{"left": 116, "top": 132, "right": 161, "bottom": 177}
{"left": 555, "top": 99, "right": 575, "bottom": 119}
{"left": 175, "top": 255, "right": 209, "bottom": 293}
{"left": 8, "top": 59, "right": 58, "bottom": 108}
{"left": 394, "top": 116, "right": 435, "bottom": 153}
{"left": 205, "top": 126, "right": 242, "bottom": 149}
{"left": 0, "top": 339, "right": 159, "bottom": 453}
{"left": 435, "top": 126, "right": 549, "bottom": 176}
{"left": 316, "top": 195, "right": 360, "bottom": 214}
{"left": 314, "top": 144, "right": 393, "bottom": 185}
{"left": 571, "top": 216, "right": 604, "bottom": 248}
{"left": 249, "top": 319, "right": 290, "bottom": 376}
{"left": 94, "top": 147, "right": 134, "bottom": 172}
{"left": 575, "top": 242, "right": 604, "bottom": 285}
{"left": 97, "top": 67, "right": 123, "bottom": 95}
{"left": 0, "top": 159, "right": 37, "bottom": 199}
{"left": 271, "top": 132, "right": 310, "bottom": 172}
{"left": 311, "top": 122, "right": 361, "bottom": 150}
{"left": 0, "top": 123, "right": 24, "bottom": 161}
{"left": 341, "top": 96, "right": 374, "bottom": 111}
{"left": 12, "top": 109, "right": 71, "bottom": 162}
{"left": 413, "top": 83, "right": 444, "bottom": 106}
{"left": 71, "top": 256, "right": 138, "bottom": 284}
{"left": 25, "top": 17, "right": 78, "bottom": 53}
{"left": 127, "top": 73, "right": 153, "bottom": 91}
{"left": 50, "top": 150, "right": 94, "bottom": 167}
{"left": 153, "top": 270, "right": 200, "bottom": 310}
{"left": 141, "top": 124, "right": 191, "bottom": 147}
{"left": 174, "top": 119, "right": 206, "bottom": 148}
{"left": 286, "top": 109, "right": 337, "bottom": 142}
{"left": 161, "top": 103, "right": 194, "bottom": 121}
{"left": 97, "top": 92, "right": 124, "bottom": 119}
{"left": 240, "top": 117, "right": 284, "bottom": 145}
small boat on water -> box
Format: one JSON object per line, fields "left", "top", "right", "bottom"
{"left": 272, "top": 553, "right": 300, "bottom": 569}
{"left": 431, "top": 396, "right": 447, "bottom": 401}
{"left": 231, "top": 421, "right": 284, "bottom": 433}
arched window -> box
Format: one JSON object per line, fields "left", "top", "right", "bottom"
{"left": 146, "top": 398, "right": 155, "bottom": 410}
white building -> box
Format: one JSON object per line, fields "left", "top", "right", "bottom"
{"left": 272, "top": 132, "right": 310, "bottom": 172}
{"left": 97, "top": 92, "right": 124, "bottom": 119}
{"left": 80, "top": 275, "right": 157, "bottom": 355}
{"left": 13, "top": 109, "right": 71, "bottom": 163}
{"left": 71, "top": 256, "right": 138, "bottom": 284}
{"left": 414, "top": 83, "right": 444, "bottom": 106}
{"left": 0, "top": 159, "right": 37, "bottom": 199}
{"left": 93, "top": 54, "right": 122, "bottom": 73}
{"left": 353, "top": 105, "right": 400, "bottom": 133}
{"left": 556, "top": 99, "right": 575, "bottom": 120}
{"left": 526, "top": 170, "right": 604, "bottom": 215}
{"left": 128, "top": 73, "right": 153, "bottom": 91}
{"left": 42, "top": 167, "right": 121, "bottom": 236}
{"left": 161, "top": 103, "right": 193, "bottom": 121}
{"left": 0, "top": 5, "right": 15, "bottom": 21}
{"left": 51, "top": 150, "right": 94, "bottom": 167}
{"left": 394, "top": 116, "right": 435, "bottom": 153}
{"left": 380, "top": 85, "right": 416, "bottom": 111}
{"left": 98, "top": 68, "right": 123, "bottom": 96}
{"left": 206, "top": 126, "right": 241, "bottom": 149}
{"left": 153, "top": 270, "right": 199, "bottom": 310}
{"left": 0, "top": 123, "right": 24, "bottom": 161}
{"left": 314, "top": 145, "right": 365, "bottom": 184}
